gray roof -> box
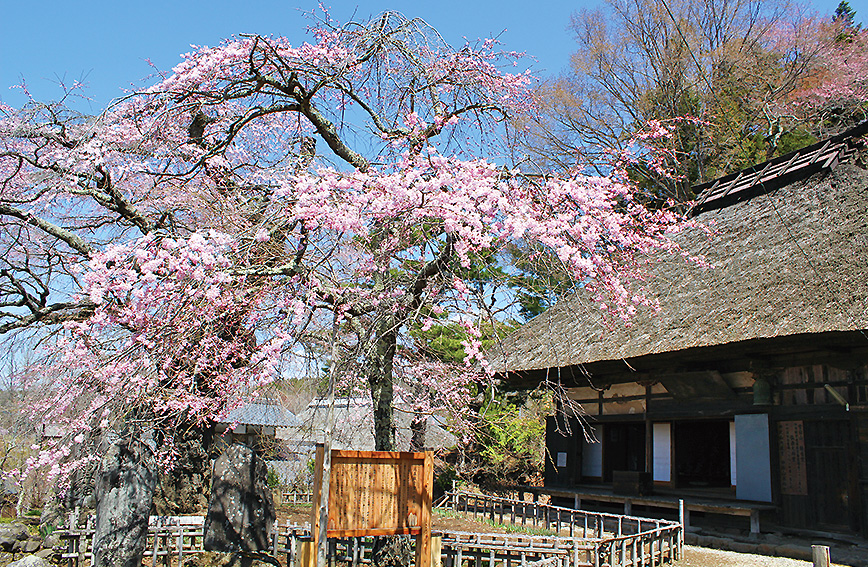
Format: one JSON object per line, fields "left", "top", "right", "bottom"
{"left": 492, "top": 129, "right": 868, "bottom": 380}
{"left": 280, "top": 397, "right": 457, "bottom": 451}
{"left": 223, "top": 399, "right": 301, "bottom": 427}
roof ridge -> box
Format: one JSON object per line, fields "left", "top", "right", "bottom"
{"left": 689, "top": 121, "right": 868, "bottom": 217}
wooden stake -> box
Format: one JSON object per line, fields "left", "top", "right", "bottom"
{"left": 315, "top": 315, "right": 341, "bottom": 567}
{"left": 812, "top": 545, "right": 831, "bottom": 567}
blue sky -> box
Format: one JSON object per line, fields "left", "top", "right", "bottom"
{"left": 0, "top": 0, "right": 853, "bottom": 111}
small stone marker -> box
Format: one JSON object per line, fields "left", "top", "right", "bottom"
{"left": 204, "top": 443, "right": 275, "bottom": 552}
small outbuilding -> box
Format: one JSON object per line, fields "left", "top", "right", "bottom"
{"left": 280, "top": 396, "right": 457, "bottom": 452}
{"left": 215, "top": 396, "right": 301, "bottom": 459}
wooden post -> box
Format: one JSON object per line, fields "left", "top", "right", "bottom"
{"left": 151, "top": 517, "right": 160, "bottom": 564}
{"left": 812, "top": 545, "right": 831, "bottom": 567}
{"left": 289, "top": 532, "right": 298, "bottom": 566}
{"left": 299, "top": 539, "right": 314, "bottom": 567}
{"left": 272, "top": 519, "right": 279, "bottom": 556}
{"left": 645, "top": 384, "right": 653, "bottom": 477}
{"left": 431, "top": 536, "right": 442, "bottom": 567}
{"left": 750, "top": 510, "right": 761, "bottom": 535}
{"left": 310, "top": 446, "right": 325, "bottom": 567}
{"left": 415, "top": 451, "right": 434, "bottom": 567}
{"left": 65, "top": 531, "right": 74, "bottom": 567}
{"left": 177, "top": 524, "right": 184, "bottom": 567}
{"left": 621, "top": 537, "right": 626, "bottom": 567}
{"left": 315, "top": 315, "right": 341, "bottom": 567}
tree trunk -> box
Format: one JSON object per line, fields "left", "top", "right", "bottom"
{"left": 369, "top": 322, "right": 397, "bottom": 452}
{"left": 152, "top": 423, "right": 212, "bottom": 514}
{"left": 92, "top": 432, "right": 157, "bottom": 567}
{"left": 367, "top": 319, "right": 413, "bottom": 566}
{"left": 410, "top": 413, "right": 427, "bottom": 452}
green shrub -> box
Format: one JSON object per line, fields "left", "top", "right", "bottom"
{"left": 434, "top": 465, "right": 459, "bottom": 499}
{"left": 266, "top": 466, "right": 281, "bottom": 489}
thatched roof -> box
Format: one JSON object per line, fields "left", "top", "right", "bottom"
{"left": 493, "top": 125, "right": 868, "bottom": 384}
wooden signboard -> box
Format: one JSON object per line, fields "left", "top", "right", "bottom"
{"left": 778, "top": 420, "right": 808, "bottom": 496}
{"left": 311, "top": 447, "right": 433, "bottom": 567}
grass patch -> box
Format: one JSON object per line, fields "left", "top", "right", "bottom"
{"left": 434, "top": 508, "right": 560, "bottom": 537}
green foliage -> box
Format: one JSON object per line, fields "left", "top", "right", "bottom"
{"left": 433, "top": 465, "right": 459, "bottom": 499}
{"left": 523, "top": 0, "right": 837, "bottom": 200}
{"left": 506, "top": 246, "right": 576, "bottom": 321}
{"left": 266, "top": 465, "right": 281, "bottom": 489}
{"left": 774, "top": 130, "right": 819, "bottom": 156}
{"left": 412, "top": 319, "right": 516, "bottom": 364}
{"left": 479, "top": 403, "right": 544, "bottom": 467}
{"left": 471, "top": 392, "right": 551, "bottom": 484}
{"left": 834, "top": 1, "right": 862, "bottom": 42}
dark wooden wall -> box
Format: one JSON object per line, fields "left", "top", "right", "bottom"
{"left": 544, "top": 416, "right": 582, "bottom": 487}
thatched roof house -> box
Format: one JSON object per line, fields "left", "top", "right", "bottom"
{"left": 494, "top": 122, "right": 868, "bottom": 389}
{"left": 492, "top": 122, "right": 868, "bottom": 537}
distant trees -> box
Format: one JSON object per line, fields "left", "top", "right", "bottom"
{"left": 520, "top": 0, "right": 864, "bottom": 204}
{"left": 787, "top": 1, "right": 867, "bottom": 131}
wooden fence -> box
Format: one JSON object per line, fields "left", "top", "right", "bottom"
{"left": 55, "top": 517, "right": 309, "bottom": 567}
{"left": 282, "top": 490, "right": 314, "bottom": 505}
{"left": 53, "top": 490, "right": 681, "bottom": 567}
{"left": 440, "top": 491, "right": 683, "bottom": 567}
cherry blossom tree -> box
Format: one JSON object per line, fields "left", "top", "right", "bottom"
{"left": 784, "top": 9, "right": 868, "bottom": 132}
{"left": 1, "top": 11, "right": 684, "bottom": 565}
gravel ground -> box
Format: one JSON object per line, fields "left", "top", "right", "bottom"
{"left": 676, "top": 545, "right": 849, "bottom": 567}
